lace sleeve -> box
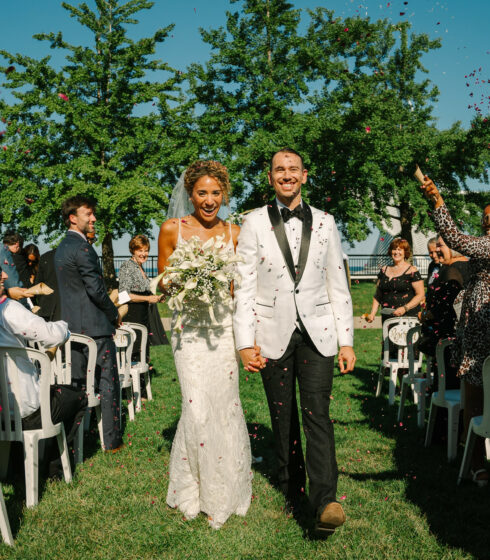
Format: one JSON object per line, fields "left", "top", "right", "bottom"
{"left": 433, "top": 205, "right": 490, "bottom": 259}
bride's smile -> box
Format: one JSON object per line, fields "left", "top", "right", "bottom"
{"left": 190, "top": 175, "right": 223, "bottom": 226}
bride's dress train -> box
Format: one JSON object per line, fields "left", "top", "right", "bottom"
{"left": 166, "top": 291, "right": 252, "bottom": 529}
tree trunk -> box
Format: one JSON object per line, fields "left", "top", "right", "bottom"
{"left": 101, "top": 231, "right": 117, "bottom": 290}
{"left": 399, "top": 200, "right": 413, "bottom": 257}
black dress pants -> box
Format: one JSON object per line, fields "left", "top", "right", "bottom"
{"left": 260, "top": 328, "right": 337, "bottom": 513}
{"left": 22, "top": 385, "right": 87, "bottom": 443}
{"left": 71, "top": 336, "right": 122, "bottom": 450}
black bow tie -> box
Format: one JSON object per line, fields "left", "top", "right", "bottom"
{"left": 281, "top": 205, "right": 304, "bottom": 222}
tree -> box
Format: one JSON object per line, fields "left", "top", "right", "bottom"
{"left": 187, "top": 0, "right": 311, "bottom": 209}
{"left": 303, "top": 13, "right": 489, "bottom": 245}
{"left": 0, "top": 0, "right": 189, "bottom": 286}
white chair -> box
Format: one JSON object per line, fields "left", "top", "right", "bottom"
{"left": 424, "top": 339, "right": 464, "bottom": 462}
{"left": 457, "top": 356, "right": 490, "bottom": 484}
{"left": 115, "top": 327, "right": 135, "bottom": 423}
{"left": 375, "top": 317, "right": 420, "bottom": 405}
{"left": 65, "top": 334, "right": 103, "bottom": 463}
{"left": 0, "top": 347, "right": 72, "bottom": 508}
{"left": 397, "top": 325, "right": 427, "bottom": 428}
{"left": 0, "top": 484, "right": 13, "bottom": 546}
{"left": 122, "top": 322, "right": 152, "bottom": 412}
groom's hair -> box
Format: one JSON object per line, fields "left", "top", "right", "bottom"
{"left": 270, "top": 148, "right": 304, "bottom": 170}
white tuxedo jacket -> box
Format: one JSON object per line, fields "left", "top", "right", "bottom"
{"left": 233, "top": 202, "right": 353, "bottom": 359}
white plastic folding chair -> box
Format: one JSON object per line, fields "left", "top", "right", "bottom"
{"left": 375, "top": 317, "right": 420, "bottom": 405}
{"left": 64, "top": 334, "right": 103, "bottom": 463}
{"left": 0, "top": 483, "right": 13, "bottom": 546}
{"left": 457, "top": 356, "right": 490, "bottom": 484}
{"left": 0, "top": 346, "right": 72, "bottom": 508}
{"left": 424, "top": 339, "right": 464, "bottom": 462}
{"left": 397, "top": 325, "right": 427, "bottom": 428}
{"left": 115, "top": 327, "right": 135, "bottom": 423}
{"left": 122, "top": 322, "right": 152, "bottom": 412}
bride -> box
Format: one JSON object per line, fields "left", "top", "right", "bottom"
{"left": 157, "top": 160, "right": 257, "bottom": 529}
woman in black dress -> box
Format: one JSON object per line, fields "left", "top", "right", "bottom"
{"left": 118, "top": 235, "right": 167, "bottom": 362}
{"left": 366, "top": 238, "right": 425, "bottom": 324}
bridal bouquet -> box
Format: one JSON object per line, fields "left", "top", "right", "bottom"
{"left": 151, "top": 234, "right": 242, "bottom": 330}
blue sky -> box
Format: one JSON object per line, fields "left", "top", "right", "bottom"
{"left": 1, "top": 0, "right": 489, "bottom": 253}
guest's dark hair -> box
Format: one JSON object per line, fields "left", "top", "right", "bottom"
{"left": 270, "top": 148, "right": 305, "bottom": 170}
{"left": 388, "top": 237, "right": 412, "bottom": 259}
{"left": 2, "top": 230, "right": 23, "bottom": 247}
{"left": 24, "top": 243, "right": 40, "bottom": 262}
{"left": 61, "top": 195, "right": 96, "bottom": 227}
{"left": 129, "top": 234, "right": 150, "bottom": 254}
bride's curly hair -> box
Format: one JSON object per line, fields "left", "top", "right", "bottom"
{"left": 184, "top": 160, "right": 231, "bottom": 204}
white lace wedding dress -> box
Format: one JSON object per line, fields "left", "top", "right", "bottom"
{"left": 166, "top": 226, "right": 252, "bottom": 529}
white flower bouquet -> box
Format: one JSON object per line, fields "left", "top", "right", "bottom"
{"left": 151, "top": 234, "right": 242, "bottom": 330}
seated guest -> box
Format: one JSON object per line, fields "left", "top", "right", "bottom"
{"left": 0, "top": 238, "right": 31, "bottom": 303}
{"left": 0, "top": 268, "right": 87, "bottom": 464}
{"left": 3, "top": 231, "right": 31, "bottom": 289}
{"left": 24, "top": 243, "right": 40, "bottom": 287}
{"left": 426, "top": 237, "right": 440, "bottom": 286}
{"left": 118, "top": 234, "right": 167, "bottom": 362}
{"left": 420, "top": 235, "right": 469, "bottom": 388}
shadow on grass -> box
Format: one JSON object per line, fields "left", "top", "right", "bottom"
{"left": 351, "top": 365, "right": 490, "bottom": 559}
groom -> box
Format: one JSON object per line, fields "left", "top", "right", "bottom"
{"left": 234, "top": 148, "right": 355, "bottom": 534}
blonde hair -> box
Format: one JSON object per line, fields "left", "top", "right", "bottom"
{"left": 184, "top": 160, "right": 231, "bottom": 204}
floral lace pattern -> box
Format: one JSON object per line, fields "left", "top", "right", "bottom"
{"left": 166, "top": 232, "right": 252, "bottom": 529}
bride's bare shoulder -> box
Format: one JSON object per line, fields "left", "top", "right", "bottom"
{"left": 159, "top": 218, "right": 180, "bottom": 235}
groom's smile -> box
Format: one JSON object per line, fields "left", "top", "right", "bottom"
{"left": 268, "top": 151, "right": 308, "bottom": 208}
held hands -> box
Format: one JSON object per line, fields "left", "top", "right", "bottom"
{"left": 338, "top": 346, "right": 356, "bottom": 373}
{"left": 7, "top": 286, "right": 34, "bottom": 300}
{"left": 239, "top": 345, "right": 267, "bottom": 373}
{"left": 148, "top": 294, "right": 164, "bottom": 304}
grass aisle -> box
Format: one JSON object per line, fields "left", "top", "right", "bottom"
{"left": 1, "top": 328, "right": 489, "bottom": 559}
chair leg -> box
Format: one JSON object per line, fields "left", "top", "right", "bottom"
{"left": 0, "top": 484, "right": 13, "bottom": 546}
{"left": 145, "top": 371, "right": 153, "bottom": 401}
{"left": 457, "top": 423, "right": 477, "bottom": 484}
{"left": 0, "top": 442, "right": 11, "bottom": 481}
{"left": 425, "top": 402, "right": 437, "bottom": 447}
{"left": 56, "top": 426, "right": 72, "bottom": 484}
{"left": 485, "top": 438, "right": 490, "bottom": 461}
{"left": 375, "top": 364, "right": 384, "bottom": 398}
{"left": 126, "top": 386, "right": 135, "bottom": 422}
{"left": 94, "top": 406, "right": 104, "bottom": 450}
{"left": 23, "top": 433, "right": 40, "bottom": 508}
{"left": 415, "top": 381, "right": 427, "bottom": 429}
{"left": 447, "top": 406, "right": 460, "bottom": 462}
{"left": 132, "top": 372, "right": 142, "bottom": 413}
{"left": 397, "top": 378, "right": 409, "bottom": 423}
{"left": 74, "top": 421, "right": 84, "bottom": 466}
{"left": 388, "top": 366, "right": 397, "bottom": 406}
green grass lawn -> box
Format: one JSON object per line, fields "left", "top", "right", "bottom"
{"left": 1, "top": 297, "right": 489, "bottom": 559}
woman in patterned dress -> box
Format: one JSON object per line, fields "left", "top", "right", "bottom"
{"left": 422, "top": 177, "right": 490, "bottom": 486}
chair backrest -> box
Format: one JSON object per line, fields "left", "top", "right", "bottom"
{"left": 382, "top": 317, "right": 420, "bottom": 367}
{"left": 115, "top": 327, "right": 134, "bottom": 385}
{"left": 121, "top": 322, "right": 148, "bottom": 365}
{"left": 434, "top": 338, "right": 454, "bottom": 403}
{"left": 0, "top": 346, "right": 58, "bottom": 440}
{"left": 481, "top": 356, "right": 490, "bottom": 428}
{"left": 406, "top": 325, "right": 424, "bottom": 382}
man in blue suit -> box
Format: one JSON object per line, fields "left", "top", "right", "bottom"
{"left": 55, "top": 195, "right": 123, "bottom": 451}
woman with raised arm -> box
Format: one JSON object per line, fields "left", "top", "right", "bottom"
{"left": 157, "top": 161, "right": 256, "bottom": 529}
{"left": 422, "top": 177, "right": 490, "bottom": 486}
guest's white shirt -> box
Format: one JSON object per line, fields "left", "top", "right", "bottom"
{"left": 0, "top": 296, "right": 69, "bottom": 417}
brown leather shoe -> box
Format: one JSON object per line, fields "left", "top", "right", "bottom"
{"left": 316, "top": 502, "right": 346, "bottom": 534}
{"left": 104, "top": 444, "right": 125, "bottom": 454}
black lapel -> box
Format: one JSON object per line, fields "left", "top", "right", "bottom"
{"left": 267, "top": 203, "right": 296, "bottom": 281}
{"left": 295, "top": 203, "right": 312, "bottom": 286}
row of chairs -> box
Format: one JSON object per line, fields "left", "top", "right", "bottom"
{"left": 0, "top": 322, "right": 151, "bottom": 546}
{"left": 375, "top": 317, "right": 490, "bottom": 483}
